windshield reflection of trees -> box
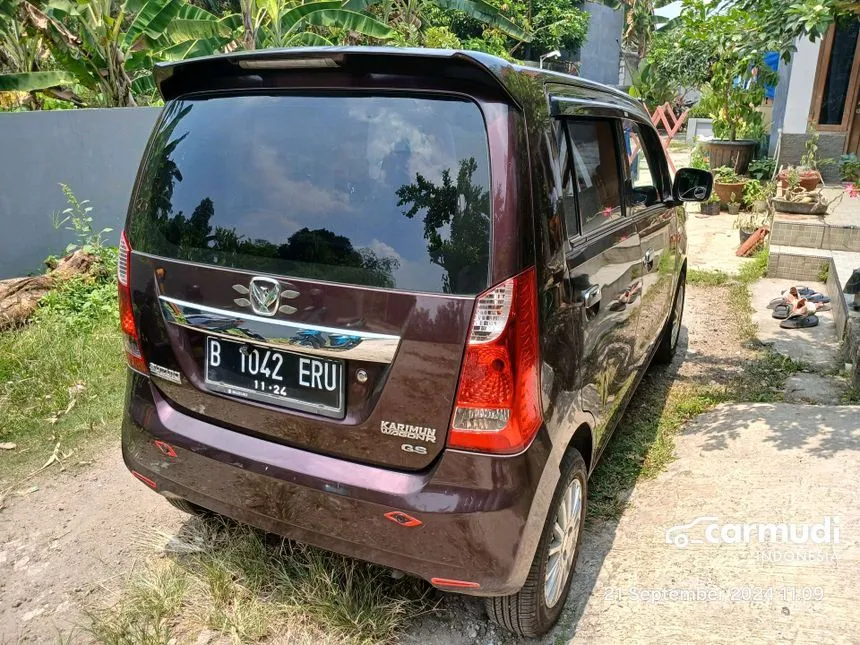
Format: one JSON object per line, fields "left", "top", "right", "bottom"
{"left": 396, "top": 157, "right": 490, "bottom": 294}
{"left": 138, "top": 103, "right": 490, "bottom": 293}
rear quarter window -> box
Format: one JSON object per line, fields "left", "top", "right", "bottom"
{"left": 128, "top": 93, "right": 492, "bottom": 295}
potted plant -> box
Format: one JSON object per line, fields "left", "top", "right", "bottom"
{"left": 777, "top": 127, "right": 831, "bottom": 191}
{"left": 699, "top": 57, "right": 774, "bottom": 174}
{"left": 772, "top": 178, "right": 830, "bottom": 215}
{"left": 734, "top": 210, "right": 767, "bottom": 244}
{"left": 840, "top": 153, "right": 860, "bottom": 186}
{"left": 742, "top": 178, "right": 774, "bottom": 213}
{"left": 712, "top": 166, "right": 747, "bottom": 207}
{"left": 727, "top": 193, "right": 741, "bottom": 215}
{"left": 700, "top": 191, "right": 721, "bottom": 216}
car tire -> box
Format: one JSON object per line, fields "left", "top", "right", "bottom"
{"left": 165, "top": 496, "right": 208, "bottom": 516}
{"left": 653, "top": 275, "right": 685, "bottom": 365}
{"left": 485, "top": 449, "right": 587, "bottom": 638}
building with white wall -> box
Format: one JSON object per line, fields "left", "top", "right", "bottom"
{"left": 770, "top": 19, "right": 860, "bottom": 181}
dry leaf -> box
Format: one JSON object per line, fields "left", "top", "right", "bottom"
{"left": 0, "top": 442, "right": 16, "bottom": 450}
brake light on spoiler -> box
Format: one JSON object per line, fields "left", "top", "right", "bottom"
{"left": 448, "top": 267, "right": 542, "bottom": 454}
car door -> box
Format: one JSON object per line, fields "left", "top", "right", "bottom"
{"left": 561, "top": 118, "right": 643, "bottom": 453}
{"left": 623, "top": 119, "right": 676, "bottom": 368}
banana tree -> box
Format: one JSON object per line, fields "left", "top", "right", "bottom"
{"left": 595, "top": 0, "right": 673, "bottom": 59}
{"left": 239, "top": 0, "right": 395, "bottom": 49}
{"left": 343, "top": 0, "right": 530, "bottom": 43}
{"left": 0, "top": 0, "right": 236, "bottom": 107}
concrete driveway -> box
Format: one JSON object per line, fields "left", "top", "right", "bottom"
{"left": 562, "top": 403, "right": 859, "bottom": 644}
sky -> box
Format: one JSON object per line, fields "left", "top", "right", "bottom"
{"left": 656, "top": 1, "right": 684, "bottom": 21}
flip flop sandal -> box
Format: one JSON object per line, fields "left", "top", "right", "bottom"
{"left": 780, "top": 314, "right": 819, "bottom": 329}
{"left": 805, "top": 293, "right": 831, "bottom": 303}
{"left": 772, "top": 303, "right": 792, "bottom": 319}
{"left": 767, "top": 296, "right": 787, "bottom": 310}
{"left": 783, "top": 286, "right": 815, "bottom": 297}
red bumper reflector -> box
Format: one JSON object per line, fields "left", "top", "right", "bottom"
{"left": 431, "top": 577, "right": 481, "bottom": 589}
{"left": 131, "top": 470, "right": 157, "bottom": 490}
{"left": 384, "top": 511, "right": 423, "bottom": 527}
{"left": 154, "top": 440, "right": 177, "bottom": 457}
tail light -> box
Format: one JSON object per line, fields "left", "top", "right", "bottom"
{"left": 448, "top": 267, "right": 541, "bottom": 454}
{"left": 118, "top": 231, "right": 148, "bottom": 375}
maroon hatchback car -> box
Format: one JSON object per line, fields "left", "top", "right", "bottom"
{"left": 120, "top": 47, "right": 712, "bottom": 636}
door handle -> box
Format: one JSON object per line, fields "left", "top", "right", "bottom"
{"left": 581, "top": 285, "right": 601, "bottom": 308}
{"left": 642, "top": 248, "right": 654, "bottom": 269}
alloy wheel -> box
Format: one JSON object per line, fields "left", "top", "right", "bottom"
{"left": 544, "top": 477, "right": 583, "bottom": 608}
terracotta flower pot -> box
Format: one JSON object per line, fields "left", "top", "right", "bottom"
{"left": 778, "top": 169, "right": 821, "bottom": 192}
{"left": 713, "top": 181, "right": 746, "bottom": 207}
{"left": 705, "top": 140, "right": 758, "bottom": 174}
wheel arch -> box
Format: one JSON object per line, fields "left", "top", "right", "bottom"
{"left": 567, "top": 422, "right": 594, "bottom": 474}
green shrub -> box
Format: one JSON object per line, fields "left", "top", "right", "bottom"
{"left": 713, "top": 166, "right": 744, "bottom": 183}
{"left": 748, "top": 157, "right": 776, "bottom": 181}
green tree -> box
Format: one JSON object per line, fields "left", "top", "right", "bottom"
{"left": 721, "top": 0, "right": 860, "bottom": 59}
{"left": 598, "top": 0, "right": 673, "bottom": 59}
{"left": 0, "top": 0, "right": 237, "bottom": 106}
{"left": 239, "top": 0, "right": 394, "bottom": 48}
{"left": 396, "top": 157, "right": 490, "bottom": 294}
{"left": 344, "top": 0, "right": 531, "bottom": 44}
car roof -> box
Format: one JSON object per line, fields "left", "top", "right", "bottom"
{"left": 154, "top": 46, "right": 648, "bottom": 120}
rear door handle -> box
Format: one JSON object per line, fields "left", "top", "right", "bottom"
{"left": 581, "top": 285, "right": 601, "bottom": 308}
{"left": 643, "top": 248, "right": 654, "bottom": 268}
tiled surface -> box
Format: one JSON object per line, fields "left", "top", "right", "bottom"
{"left": 769, "top": 220, "right": 826, "bottom": 247}
{"left": 771, "top": 187, "right": 860, "bottom": 251}
{"left": 828, "top": 251, "right": 860, "bottom": 388}
{"left": 822, "top": 225, "right": 860, "bottom": 251}
{"left": 824, "top": 186, "right": 860, "bottom": 228}
{"left": 767, "top": 245, "right": 830, "bottom": 282}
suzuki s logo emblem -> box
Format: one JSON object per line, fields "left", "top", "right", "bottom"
{"left": 232, "top": 277, "right": 300, "bottom": 317}
{"left": 250, "top": 277, "right": 280, "bottom": 316}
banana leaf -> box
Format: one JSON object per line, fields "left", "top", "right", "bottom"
{"left": 303, "top": 9, "right": 394, "bottom": 38}
{"left": 433, "top": 0, "right": 530, "bottom": 41}
{"left": 279, "top": 0, "right": 343, "bottom": 30}
{"left": 0, "top": 70, "right": 75, "bottom": 91}
{"left": 124, "top": 0, "right": 183, "bottom": 48}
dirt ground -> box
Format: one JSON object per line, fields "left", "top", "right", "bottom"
{"left": 0, "top": 283, "right": 756, "bottom": 643}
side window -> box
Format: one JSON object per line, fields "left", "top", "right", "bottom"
{"left": 623, "top": 120, "right": 662, "bottom": 212}
{"left": 565, "top": 120, "right": 624, "bottom": 236}
{"left": 556, "top": 121, "right": 578, "bottom": 237}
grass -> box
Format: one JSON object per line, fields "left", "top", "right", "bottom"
{"left": 687, "top": 268, "right": 729, "bottom": 286}
{"left": 589, "top": 381, "right": 729, "bottom": 518}
{"left": 87, "top": 517, "right": 433, "bottom": 645}
{"left": 589, "top": 245, "right": 804, "bottom": 519}
{"left": 0, "top": 252, "right": 124, "bottom": 487}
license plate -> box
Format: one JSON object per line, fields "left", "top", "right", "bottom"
{"left": 204, "top": 337, "right": 345, "bottom": 418}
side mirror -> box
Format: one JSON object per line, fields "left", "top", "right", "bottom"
{"left": 672, "top": 168, "right": 713, "bottom": 202}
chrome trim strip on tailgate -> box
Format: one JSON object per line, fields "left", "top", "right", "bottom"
{"left": 159, "top": 295, "right": 401, "bottom": 364}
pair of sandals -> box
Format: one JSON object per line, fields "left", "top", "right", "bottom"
{"left": 768, "top": 286, "right": 831, "bottom": 329}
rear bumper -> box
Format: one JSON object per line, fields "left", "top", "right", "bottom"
{"left": 121, "top": 372, "right": 559, "bottom": 596}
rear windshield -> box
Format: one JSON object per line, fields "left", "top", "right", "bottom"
{"left": 128, "top": 93, "right": 492, "bottom": 295}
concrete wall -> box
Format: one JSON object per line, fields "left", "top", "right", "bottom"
{"left": 769, "top": 55, "right": 793, "bottom": 155}
{"left": 779, "top": 131, "right": 846, "bottom": 182}
{"left": 0, "top": 107, "right": 160, "bottom": 278}
{"left": 782, "top": 38, "right": 821, "bottom": 135}
{"left": 579, "top": 2, "right": 624, "bottom": 86}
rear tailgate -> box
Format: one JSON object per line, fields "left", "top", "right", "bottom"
{"left": 125, "top": 66, "right": 515, "bottom": 470}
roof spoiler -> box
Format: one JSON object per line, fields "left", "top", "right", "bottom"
{"left": 154, "top": 47, "right": 524, "bottom": 107}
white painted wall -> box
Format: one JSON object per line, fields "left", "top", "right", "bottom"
{"left": 782, "top": 37, "right": 822, "bottom": 134}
